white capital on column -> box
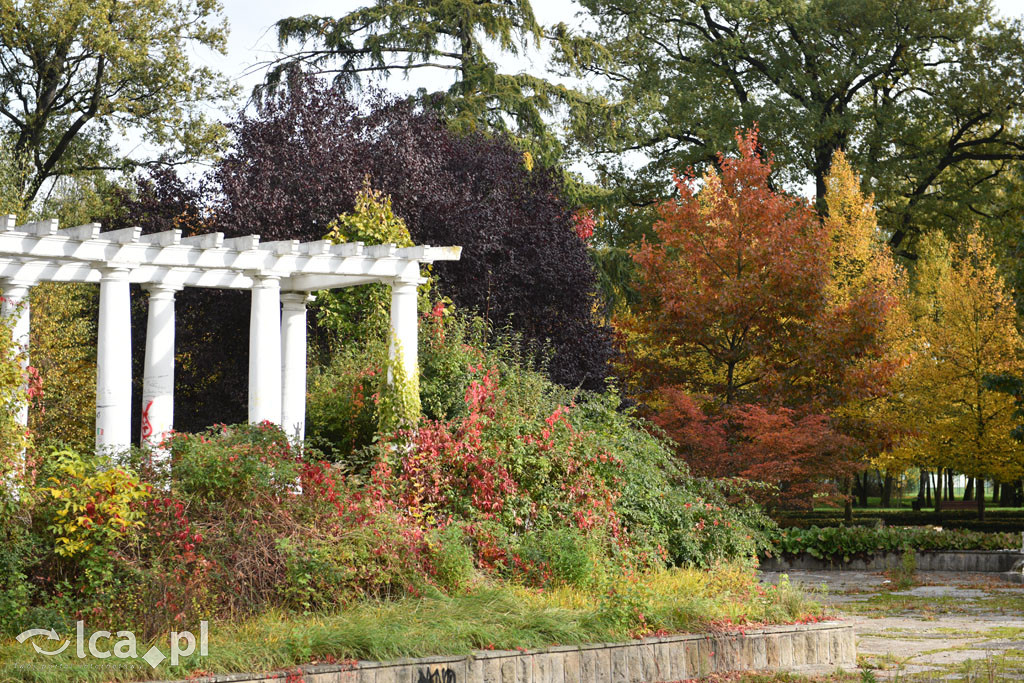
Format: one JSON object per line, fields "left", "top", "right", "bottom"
{"left": 249, "top": 276, "right": 282, "bottom": 425}
{"left": 96, "top": 268, "right": 132, "bottom": 453}
{"left": 141, "top": 285, "right": 178, "bottom": 450}
{"left": 388, "top": 279, "right": 419, "bottom": 392}
{"left": 1, "top": 282, "right": 32, "bottom": 430}
{"left": 280, "top": 292, "right": 312, "bottom": 443}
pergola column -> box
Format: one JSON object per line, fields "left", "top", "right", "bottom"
{"left": 96, "top": 268, "right": 132, "bottom": 453}
{"left": 249, "top": 276, "right": 282, "bottom": 424}
{"left": 280, "top": 292, "right": 312, "bottom": 442}
{"left": 1, "top": 281, "right": 31, "bottom": 430}
{"left": 140, "top": 285, "right": 178, "bottom": 449}
{"left": 388, "top": 278, "right": 419, "bottom": 392}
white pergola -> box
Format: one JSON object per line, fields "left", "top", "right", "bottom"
{"left": 0, "top": 216, "right": 461, "bottom": 452}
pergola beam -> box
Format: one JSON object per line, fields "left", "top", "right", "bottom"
{"left": 0, "top": 223, "right": 461, "bottom": 455}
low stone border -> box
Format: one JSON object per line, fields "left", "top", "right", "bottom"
{"left": 759, "top": 550, "right": 1023, "bottom": 573}
{"left": 167, "top": 621, "right": 854, "bottom": 683}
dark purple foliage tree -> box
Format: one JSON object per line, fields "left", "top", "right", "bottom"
{"left": 114, "top": 77, "right": 612, "bottom": 433}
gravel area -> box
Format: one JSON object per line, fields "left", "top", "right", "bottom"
{"left": 759, "top": 570, "right": 1024, "bottom": 680}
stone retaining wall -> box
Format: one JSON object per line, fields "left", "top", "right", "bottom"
{"left": 759, "top": 550, "right": 1023, "bottom": 572}
{"left": 168, "top": 622, "right": 854, "bottom": 683}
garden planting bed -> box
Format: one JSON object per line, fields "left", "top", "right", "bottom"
{"left": 164, "top": 622, "right": 855, "bottom": 683}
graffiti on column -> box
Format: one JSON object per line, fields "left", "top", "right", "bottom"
{"left": 141, "top": 399, "right": 154, "bottom": 440}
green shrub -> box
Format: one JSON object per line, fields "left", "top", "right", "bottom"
{"left": 768, "top": 525, "right": 1018, "bottom": 562}
{"left": 0, "top": 520, "right": 32, "bottom": 635}
{"left": 567, "top": 391, "right": 776, "bottom": 568}
{"left": 167, "top": 422, "right": 302, "bottom": 503}
{"left": 426, "top": 524, "right": 477, "bottom": 592}
{"left": 310, "top": 306, "right": 776, "bottom": 576}
{"left": 515, "top": 528, "right": 603, "bottom": 589}
{"left": 34, "top": 448, "right": 148, "bottom": 606}
{"left": 305, "top": 341, "right": 385, "bottom": 468}
{"left": 777, "top": 509, "right": 1024, "bottom": 534}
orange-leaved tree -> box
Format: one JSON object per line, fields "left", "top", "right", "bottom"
{"left": 621, "top": 131, "right": 902, "bottom": 508}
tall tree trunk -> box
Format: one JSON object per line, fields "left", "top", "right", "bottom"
{"left": 881, "top": 473, "right": 894, "bottom": 508}
{"left": 948, "top": 471, "right": 955, "bottom": 499}
{"left": 925, "top": 470, "right": 932, "bottom": 507}
{"left": 844, "top": 477, "right": 853, "bottom": 523}
{"left": 859, "top": 472, "right": 869, "bottom": 507}
{"left": 934, "top": 468, "right": 943, "bottom": 513}
{"left": 916, "top": 469, "right": 927, "bottom": 509}
{"left": 977, "top": 477, "right": 986, "bottom": 521}
{"left": 963, "top": 476, "right": 974, "bottom": 502}
{"left": 1000, "top": 482, "right": 1014, "bottom": 507}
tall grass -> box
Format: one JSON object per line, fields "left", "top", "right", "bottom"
{"left": 0, "top": 564, "right": 823, "bottom": 683}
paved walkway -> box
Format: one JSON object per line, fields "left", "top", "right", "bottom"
{"left": 759, "top": 570, "right": 1024, "bottom": 680}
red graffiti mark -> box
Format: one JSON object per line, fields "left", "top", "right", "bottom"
{"left": 141, "top": 400, "right": 154, "bottom": 440}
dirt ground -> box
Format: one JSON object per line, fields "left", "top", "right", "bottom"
{"left": 758, "top": 570, "right": 1024, "bottom": 681}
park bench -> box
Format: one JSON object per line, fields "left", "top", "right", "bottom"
{"left": 938, "top": 499, "right": 977, "bottom": 511}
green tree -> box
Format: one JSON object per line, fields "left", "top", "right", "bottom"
{"left": 0, "top": 0, "right": 235, "bottom": 205}
{"left": 555, "top": 0, "right": 1024, "bottom": 255}
{"left": 269, "top": 0, "right": 589, "bottom": 163}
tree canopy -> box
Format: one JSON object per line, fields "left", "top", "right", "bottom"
{"left": 880, "top": 232, "right": 1024, "bottom": 487}
{"left": 110, "top": 79, "right": 613, "bottom": 431}
{"left": 555, "top": 0, "right": 1024, "bottom": 254}
{"left": 622, "top": 133, "right": 903, "bottom": 507}
{"left": 0, "top": 0, "right": 234, "bottom": 206}
{"left": 270, "top": 0, "right": 589, "bottom": 162}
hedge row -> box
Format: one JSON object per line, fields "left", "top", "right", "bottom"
{"left": 764, "top": 525, "right": 1019, "bottom": 563}
{"left": 777, "top": 511, "right": 1024, "bottom": 534}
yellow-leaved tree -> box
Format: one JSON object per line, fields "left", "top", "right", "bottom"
{"left": 823, "top": 151, "right": 910, "bottom": 512}
{"left": 883, "top": 230, "right": 1024, "bottom": 518}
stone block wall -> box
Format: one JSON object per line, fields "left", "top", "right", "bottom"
{"left": 168, "top": 622, "right": 855, "bottom": 683}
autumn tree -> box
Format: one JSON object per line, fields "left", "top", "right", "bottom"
{"left": 624, "top": 132, "right": 901, "bottom": 508}
{"left": 824, "top": 152, "right": 911, "bottom": 512}
{"left": 882, "top": 231, "right": 1024, "bottom": 519}
{"left": 0, "top": 0, "right": 234, "bottom": 206}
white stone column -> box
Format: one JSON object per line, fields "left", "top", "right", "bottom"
{"left": 280, "top": 292, "right": 311, "bottom": 442}
{"left": 249, "top": 276, "right": 282, "bottom": 425}
{"left": 96, "top": 268, "right": 132, "bottom": 453}
{"left": 388, "top": 279, "right": 419, "bottom": 391}
{"left": 1, "top": 282, "right": 31, "bottom": 430}
{"left": 140, "top": 285, "right": 178, "bottom": 449}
